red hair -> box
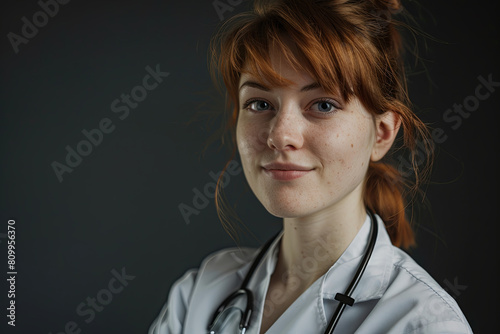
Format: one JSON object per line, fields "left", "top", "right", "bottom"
{"left": 208, "top": 0, "right": 433, "bottom": 249}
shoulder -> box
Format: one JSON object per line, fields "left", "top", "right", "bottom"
{"left": 148, "top": 246, "right": 257, "bottom": 334}
{"left": 388, "top": 247, "right": 457, "bottom": 309}
{"left": 202, "top": 246, "right": 258, "bottom": 265}
{"left": 379, "top": 246, "right": 472, "bottom": 333}
{"left": 173, "top": 246, "right": 258, "bottom": 293}
{"left": 148, "top": 268, "right": 198, "bottom": 334}
{"left": 172, "top": 246, "right": 258, "bottom": 295}
{"left": 196, "top": 246, "right": 258, "bottom": 280}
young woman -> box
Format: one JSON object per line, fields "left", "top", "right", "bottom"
{"left": 150, "top": 0, "right": 472, "bottom": 333}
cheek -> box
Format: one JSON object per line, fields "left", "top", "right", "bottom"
{"left": 236, "top": 118, "right": 268, "bottom": 196}
{"left": 236, "top": 118, "right": 259, "bottom": 184}
{"left": 312, "top": 120, "right": 373, "bottom": 177}
{"left": 236, "top": 118, "right": 268, "bottom": 158}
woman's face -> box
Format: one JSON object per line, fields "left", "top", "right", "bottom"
{"left": 236, "top": 50, "right": 377, "bottom": 219}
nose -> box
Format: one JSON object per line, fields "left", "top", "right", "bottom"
{"left": 266, "top": 105, "right": 304, "bottom": 151}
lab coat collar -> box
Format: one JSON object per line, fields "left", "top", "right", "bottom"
{"left": 234, "top": 213, "right": 393, "bottom": 305}
{"left": 320, "top": 214, "right": 393, "bottom": 304}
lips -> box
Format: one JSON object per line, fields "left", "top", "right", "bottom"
{"left": 262, "top": 162, "right": 313, "bottom": 180}
{"left": 262, "top": 162, "right": 313, "bottom": 171}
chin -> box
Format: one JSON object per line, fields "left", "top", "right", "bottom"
{"left": 260, "top": 197, "right": 319, "bottom": 219}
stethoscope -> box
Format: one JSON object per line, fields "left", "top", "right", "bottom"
{"left": 207, "top": 209, "right": 378, "bottom": 334}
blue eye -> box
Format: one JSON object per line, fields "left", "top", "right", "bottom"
{"left": 312, "top": 99, "right": 337, "bottom": 113}
{"left": 243, "top": 99, "right": 272, "bottom": 112}
{"left": 253, "top": 101, "right": 270, "bottom": 111}
{"left": 242, "top": 98, "right": 340, "bottom": 114}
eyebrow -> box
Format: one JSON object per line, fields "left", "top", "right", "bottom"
{"left": 239, "top": 80, "right": 322, "bottom": 92}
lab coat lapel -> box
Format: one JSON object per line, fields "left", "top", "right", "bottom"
{"left": 319, "top": 215, "right": 393, "bottom": 332}
{"left": 231, "top": 214, "right": 392, "bottom": 333}
{"left": 321, "top": 215, "right": 392, "bottom": 304}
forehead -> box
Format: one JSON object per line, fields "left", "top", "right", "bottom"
{"left": 239, "top": 47, "right": 316, "bottom": 91}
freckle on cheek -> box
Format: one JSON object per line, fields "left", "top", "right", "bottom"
{"left": 351, "top": 144, "right": 353, "bottom": 148}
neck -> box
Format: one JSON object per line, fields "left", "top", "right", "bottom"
{"left": 274, "top": 187, "right": 367, "bottom": 291}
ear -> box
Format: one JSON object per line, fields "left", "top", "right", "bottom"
{"left": 371, "top": 111, "right": 401, "bottom": 161}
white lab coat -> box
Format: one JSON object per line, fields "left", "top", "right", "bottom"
{"left": 149, "top": 214, "right": 473, "bottom": 333}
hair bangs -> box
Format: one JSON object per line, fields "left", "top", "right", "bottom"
{"left": 224, "top": 12, "right": 374, "bottom": 109}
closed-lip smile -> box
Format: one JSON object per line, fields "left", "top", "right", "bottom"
{"left": 262, "top": 162, "right": 314, "bottom": 180}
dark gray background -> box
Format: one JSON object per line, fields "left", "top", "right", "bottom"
{"left": 1, "top": 0, "right": 498, "bottom": 333}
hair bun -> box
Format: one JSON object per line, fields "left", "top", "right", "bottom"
{"left": 383, "top": 0, "right": 402, "bottom": 14}
{"left": 371, "top": 0, "right": 402, "bottom": 14}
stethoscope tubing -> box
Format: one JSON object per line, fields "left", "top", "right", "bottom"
{"left": 325, "top": 209, "right": 378, "bottom": 333}
{"left": 207, "top": 209, "right": 378, "bottom": 334}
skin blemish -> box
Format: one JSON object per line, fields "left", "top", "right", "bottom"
{"left": 351, "top": 144, "right": 353, "bottom": 148}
